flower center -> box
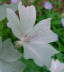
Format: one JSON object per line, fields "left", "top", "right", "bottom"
{"left": 21, "top": 34, "right": 37, "bottom": 42}
{"left": 15, "top": 34, "right": 37, "bottom": 48}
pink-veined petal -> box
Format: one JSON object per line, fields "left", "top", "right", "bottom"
{"left": 23, "top": 42, "right": 58, "bottom": 67}
{"left": 28, "top": 18, "right": 58, "bottom": 43}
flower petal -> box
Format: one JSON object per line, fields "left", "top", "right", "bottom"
{"left": 28, "top": 18, "right": 58, "bottom": 43}
{"left": 23, "top": 42, "right": 58, "bottom": 67}
{"left": 0, "top": 3, "right": 18, "bottom": 20}
{"left": 0, "top": 39, "right": 22, "bottom": 62}
{"left": 44, "top": 1, "right": 53, "bottom": 10}
{"left": 18, "top": 1, "right": 36, "bottom": 34}
{"left": 0, "top": 60, "right": 25, "bottom": 72}
{"left": 7, "top": 8, "right": 24, "bottom": 39}
{"left": 50, "top": 60, "right": 64, "bottom": 72}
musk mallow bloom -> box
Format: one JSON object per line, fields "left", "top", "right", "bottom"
{"left": 6, "top": 1, "right": 58, "bottom": 67}
{"left": 11, "top": 0, "right": 20, "bottom": 3}
{"left": 44, "top": 1, "right": 53, "bottom": 10}
{"left": 0, "top": 38, "right": 25, "bottom": 72}
{"left": 50, "top": 59, "right": 64, "bottom": 72}
{"left": 61, "top": 18, "right": 64, "bottom": 26}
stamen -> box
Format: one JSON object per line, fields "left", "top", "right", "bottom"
{"left": 24, "top": 34, "right": 37, "bottom": 41}
{"left": 15, "top": 34, "right": 37, "bottom": 48}
{"left": 15, "top": 41, "right": 23, "bottom": 48}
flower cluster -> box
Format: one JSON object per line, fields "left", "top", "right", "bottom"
{"left": 0, "top": 0, "right": 64, "bottom": 72}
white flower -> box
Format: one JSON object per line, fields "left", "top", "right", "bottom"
{"left": 0, "top": 38, "right": 25, "bottom": 72}
{"left": 50, "top": 59, "right": 64, "bottom": 72}
{"left": 7, "top": 1, "right": 58, "bottom": 67}
{"left": 0, "top": 3, "right": 18, "bottom": 20}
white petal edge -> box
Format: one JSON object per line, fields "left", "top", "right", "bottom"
{"left": 0, "top": 39, "right": 22, "bottom": 62}
{"left": 0, "top": 60, "right": 26, "bottom": 72}
{"left": 7, "top": 8, "right": 24, "bottom": 39}
{"left": 50, "top": 59, "right": 64, "bottom": 72}
{"left": 23, "top": 42, "right": 58, "bottom": 67}
{"left": 0, "top": 3, "right": 18, "bottom": 21}
{"left": 28, "top": 18, "right": 58, "bottom": 43}
{"left": 18, "top": 1, "right": 36, "bottom": 34}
